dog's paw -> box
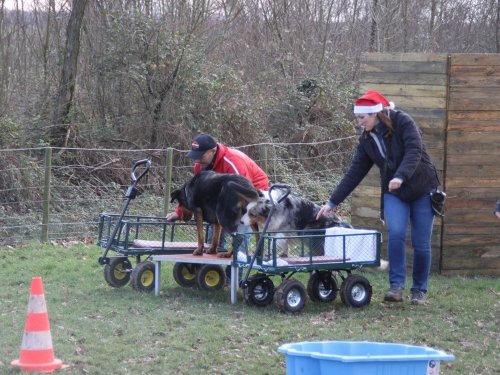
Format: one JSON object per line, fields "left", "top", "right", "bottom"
{"left": 206, "top": 247, "right": 217, "bottom": 255}
{"left": 217, "top": 252, "right": 233, "bottom": 258}
{"left": 192, "top": 248, "right": 204, "bottom": 256}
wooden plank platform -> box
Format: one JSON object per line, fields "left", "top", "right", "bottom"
{"left": 133, "top": 239, "right": 209, "bottom": 250}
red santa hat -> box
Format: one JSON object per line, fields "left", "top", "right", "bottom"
{"left": 353, "top": 91, "right": 395, "bottom": 114}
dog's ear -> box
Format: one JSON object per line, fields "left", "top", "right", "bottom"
{"left": 260, "top": 199, "right": 272, "bottom": 217}
{"left": 265, "top": 198, "right": 273, "bottom": 210}
{"left": 170, "top": 189, "right": 181, "bottom": 203}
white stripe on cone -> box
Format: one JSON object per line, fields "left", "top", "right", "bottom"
{"left": 20, "top": 330, "right": 54, "bottom": 350}
{"left": 27, "top": 294, "right": 47, "bottom": 313}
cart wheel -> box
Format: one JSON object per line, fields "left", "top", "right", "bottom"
{"left": 243, "top": 274, "right": 275, "bottom": 307}
{"left": 340, "top": 274, "right": 372, "bottom": 308}
{"left": 130, "top": 261, "right": 155, "bottom": 292}
{"left": 307, "top": 270, "right": 338, "bottom": 303}
{"left": 104, "top": 257, "right": 132, "bottom": 288}
{"left": 275, "top": 279, "right": 307, "bottom": 314}
{"left": 173, "top": 263, "right": 198, "bottom": 287}
{"left": 196, "top": 264, "right": 225, "bottom": 291}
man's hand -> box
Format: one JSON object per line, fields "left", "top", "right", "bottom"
{"left": 166, "top": 211, "right": 179, "bottom": 222}
{"left": 495, "top": 211, "right": 500, "bottom": 219}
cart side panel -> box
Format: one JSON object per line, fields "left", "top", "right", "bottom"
{"left": 98, "top": 214, "right": 210, "bottom": 256}
{"left": 232, "top": 229, "right": 382, "bottom": 273}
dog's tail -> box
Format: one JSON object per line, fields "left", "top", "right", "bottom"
{"left": 363, "top": 259, "right": 389, "bottom": 273}
{"left": 227, "top": 180, "right": 259, "bottom": 201}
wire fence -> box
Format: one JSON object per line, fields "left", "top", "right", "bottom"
{"left": 0, "top": 137, "right": 356, "bottom": 245}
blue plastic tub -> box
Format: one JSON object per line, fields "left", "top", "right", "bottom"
{"left": 278, "top": 341, "right": 455, "bottom": 375}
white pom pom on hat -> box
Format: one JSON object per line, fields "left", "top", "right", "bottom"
{"left": 353, "top": 90, "right": 395, "bottom": 114}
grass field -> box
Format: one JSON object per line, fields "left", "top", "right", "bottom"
{"left": 0, "top": 242, "right": 498, "bottom": 375}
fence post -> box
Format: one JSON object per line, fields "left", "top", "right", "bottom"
{"left": 163, "top": 147, "right": 174, "bottom": 216}
{"left": 259, "top": 143, "right": 268, "bottom": 175}
{"left": 41, "top": 147, "right": 52, "bottom": 242}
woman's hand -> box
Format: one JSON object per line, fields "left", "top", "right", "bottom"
{"left": 388, "top": 177, "right": 403, "bottom": 192}
{"left": 316, "top": 204, "right": 335, "bottom": 220}
{"left": 495, "top": 211, "right": 500, "bottom": 219}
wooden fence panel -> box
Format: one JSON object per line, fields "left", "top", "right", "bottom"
{"left": 354, "top": 52, "right": 500, "bottom": 275}
{"left": 443, "top": 54, "right": 500, "bottom": 275}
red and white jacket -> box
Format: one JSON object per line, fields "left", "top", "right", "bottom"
{"left": 175, "top": 143, "right": 269, "bottom": 217}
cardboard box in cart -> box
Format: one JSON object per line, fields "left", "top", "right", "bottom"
{"left": 324, "top": 227, "right": 379, "bottom": 262}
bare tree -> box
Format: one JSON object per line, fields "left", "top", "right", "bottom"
{"left": 51, "top": 0, "right": 88, "bottom": 147}
{"left": 369, "top": 0, "right": 378, "bottom": 52}
{"left": 495, "top": 0, "right": 500, "bottom": 52}
{"left": 0, "top": 0, "right": 7, "bottom": 110}
{"left": 1, "top": 0, "right": 500, "bottom": 150}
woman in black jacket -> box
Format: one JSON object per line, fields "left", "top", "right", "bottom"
{"left": 317, "top": 91, "right": 439, "bottom": 305}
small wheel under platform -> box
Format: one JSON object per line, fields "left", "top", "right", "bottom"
{"left": 130, "top": 261, "right": 155, "bottom": 292}
{"left": 173, "top": 262, "right": 198, "bottom": 287}
{"left": 195, "top": 264, "right": 226, "bottom": 291}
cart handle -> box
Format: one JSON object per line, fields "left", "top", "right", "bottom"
{"left": 131, "top": 159, "right": 151, "bottom": 184}
{"left": 98, "top": 159, "right": 151, "bottom": 265}
{"left": 268, "top": 184, "right": 291, "bottom": 207}
{"left": 239, "top": 183, "right": 291, "bottom": 289}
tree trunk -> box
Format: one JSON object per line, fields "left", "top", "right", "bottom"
{"left": 51, "top": 0, "right": 88, "bottom": 147}
{"left": 369, "top": 0, "right": 378, "bottom": 52}
{"left": 496, "top": 0, "right": 500, "bottom": 53}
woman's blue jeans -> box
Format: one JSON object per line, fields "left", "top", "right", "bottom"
{"left": 383, "top": 193, "right": 434, "bottom": 292}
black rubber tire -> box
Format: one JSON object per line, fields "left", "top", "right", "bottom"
{"left": 196, "top": 264, "right": 226, "bottom": 291}
{"left": 130, "top": 261, "right": 155, "bottom": 292}
{"left": 172, "top": 263, "right": 198, "bottom": 287}
{"left": 275, "top": 278, "right": 307, "bottom": 314}
{"left": 340, "top": 274, "right": 372, "bottom": 308}
{"left": 243, "top": 274, "right": 275, "bottom": 307}
{"left": 307, "top": 270, "right": 338, "bottom": 303}
{"left": 104, "top": 257, "right": 132, "bottom": 288}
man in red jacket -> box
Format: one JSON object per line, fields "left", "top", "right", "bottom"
{"left": 166, "top": 133, "right": 269, "bottom": 253}
{"left": 189, "top": 133, "right": 269, "bottom": 189}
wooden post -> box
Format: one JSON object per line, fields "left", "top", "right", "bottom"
{"left": 259, "top": 143, "right": 269, "bottom": 175}
{"left": 163, "top": 148, "right": 173, "bottom": 216}
{"left": 41, "top": 147, "right": 52, "bottom": 242}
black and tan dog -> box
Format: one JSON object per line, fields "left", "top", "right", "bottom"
{"left": 170, "top": 170, "right": 260, "bottom": 257}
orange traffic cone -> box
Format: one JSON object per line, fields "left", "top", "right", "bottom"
{"left": 11, "top": 277, "right": 65, "bottom": 373}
